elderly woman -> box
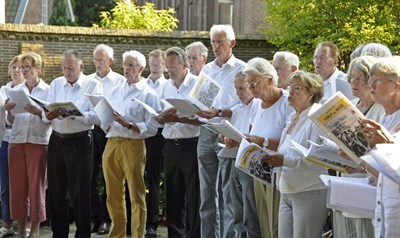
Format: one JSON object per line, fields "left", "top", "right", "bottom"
{"left": 332, "top": 56, "right": 385, "bottom": 238}
{"left": 0, "top": 55, "right": 25, "bottom": 237}
{"left": 245, "top": 57, "right": 293, "bottom": 238}
{"left": 361, "top": 57, "right": 400, "bottom": 238}
{"left": 264, "top": 70, "right": 329, "bottom": 238}
{"left": 4, "top": 52, "right": 50, "bottom": 238}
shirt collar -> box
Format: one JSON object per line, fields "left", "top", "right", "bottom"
{"left": 63, "top": 73, "right": 85, "bottom": 88}
{"left": 212, "top": 54, "right": 237, "bottom": 68}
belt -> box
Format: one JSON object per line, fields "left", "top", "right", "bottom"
{"left": 52, "top": 130, "right": 89, "bottom": 139}
{"left": 166, "top": 137, "right": 198, "bottom": 146}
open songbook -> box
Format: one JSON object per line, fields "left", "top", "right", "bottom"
{"left": 28, "top": 95, "right": 83, "bottom": 119}
{"left": 236, "top": 138, "right": 277, "bottom": 186}
{"left": 308, "top": 92, "right": 373, "bottom": 164}
{"left": 361, "top": 143, "right": 400, "bottom": 185}
{"left": 1, "top": 86, "right": 31, "bottom": 114}
{"left": 290, "top": 135, "right": 359, "bottom": 173}
{"left": 164, "top": 72, "right": 220, "bottom": 116}
{"left": 202, "top": 119, "right": 246, "bottom": 142}
{"left": 320, "top": 175, "right": 376, "bottom": 218}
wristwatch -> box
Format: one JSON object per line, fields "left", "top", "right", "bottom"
{"left": 263, "top": 138, "right": 269, "bottom": 148}
{"left": 217, "top": 109, "right": 223, "bottom": 117}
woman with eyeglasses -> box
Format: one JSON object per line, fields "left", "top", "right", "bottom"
{"left": 4, "top": 52, "right": 51, "bottom": 238}
{"left": 244, "top": 57, "right": 294, "bottom": 238}
{"left": 263, "top": 70, "right": 329, "bottom": 238}
{"left": 0, "top": 55, "right": 25, "bottom": 238}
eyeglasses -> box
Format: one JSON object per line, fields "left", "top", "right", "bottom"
{"left": 288, "top": 85, "right": 305, "bottom": 94}
{"left": 94, "top": 58, "right": 108, "bottom": 64}
{"left": 188, "top": 55, "right": 202, "bottom": 62}
{"left": 210, "top": 40, "right": 228, "bottom": 47}
{"left": 165, "top": 63, "right": 182, "bottom": 71}
{"left": 123, "top": 62, "right": 141, "bottom": 69}
{"left": 248, "top": 77, "right": 264, "bottom": 88}
{"left": 21, "top": 65, "right": 33, "bottom": 71}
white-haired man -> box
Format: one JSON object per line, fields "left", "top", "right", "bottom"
{"left": 272, "top": 51, "right": 299, "bottom": 89}
{"left": 185, "top": 41, "right": 208, "bottom": 76}
{"left": 197, "top": 24, "right": 246, "bottom": 238}
{"left": 88, "top": 43, "right": 125, "bottom": 235}
{"left": 102, "top": 50, "right": 160, "bottom": 237}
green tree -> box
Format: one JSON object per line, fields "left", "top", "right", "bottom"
{"left": 95, "top": 1, "right": 178, "bottom": 31}
{"left": 49, "top": 0, "right": 77, "bottom": 26}
{"left": 263, "top": 0, "right": 400, "bottom": 70}
{"left": 74, "top": 0, "right": 116, "bottom": 27}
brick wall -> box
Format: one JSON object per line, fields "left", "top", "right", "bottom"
{"left": 0, "top": 23, "right": 276, "bottom": 85}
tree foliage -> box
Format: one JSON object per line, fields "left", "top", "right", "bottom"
{"left": 95, "top": 1, "right": 178, "bottom": 31}
{"left": 74, "top": 0, "right": 116, "bottom": 27}
{"left": 263, "top": 0, "right": 400, "bottom": 70}
{"left": 49, "top": 0, "right": 76, "bottom": 26}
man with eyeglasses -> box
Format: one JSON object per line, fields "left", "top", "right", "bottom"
{"left": 87, "top": 43, "right": 125, "bottom": 235}
{"left": 143, "top": 49, "right": 168, "bottom": 237}
{"left": 313, "top": 42, "right": 354, "bottom": 102}
{"left": 185, "top": 41, "right": 208, "bottom": 76}
{"left": 157, "top": 46, "right": 201, "bottom": 238}
{"left": 196, "top": 24, "right": 246, "bottom": 238}
{"left": 102, "top": 50, "right": 160, "bottom": 237}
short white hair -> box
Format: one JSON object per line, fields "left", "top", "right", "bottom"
{"left": 210, "top": 24, "right": 235, "bottom": 41}
{"left": 93, "top": 44, "right": 114, "bottom": 60}
{"left": 361, "top": 43, "right": 392, "bottom": 58}
{"left": 244, "top": 57, "right": 279, "bottom": 86}
{"left": 273, "top": 51, "right": 300, "bottom": 68}
{"left": 185, "top": 41, "right": 208, "bottom": 58}
{"left": 122, "top": 50, "right": 146, "bottom": 68}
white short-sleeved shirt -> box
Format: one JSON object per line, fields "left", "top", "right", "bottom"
{"left": 161, "top": 72, "right": 200, "bottom": 139}
{"left": 45, "top": 73, "right": 103, "bottom": 133}
{"left": 87, "top": 69, "right": 126, "bottom": 100}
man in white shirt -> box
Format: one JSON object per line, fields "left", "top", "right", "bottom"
{"left": 45, "top": 49, "right": 103, "bottom": 237}
{"left": 313, "top": 42, "right": 354, "bottom": 102}
{"left": 158, "top": 46, "right": 201, "bottom": 238}
{"left": 102, "top": 50, "right": 160, "bottom": 238}
{"left": 185, "top": 41, "right": 208, "bottom": 76}
{"left": 143, "top": 49, "right": 167, "bottom": 237}
{"left": 196, "top": 24, "right": 246, "bottom": 238}
{"left": 87, "top": 43, "right": 125, "bottom": 235}
{"left": 272, "top": 51, "right": 299, "bottom": 89}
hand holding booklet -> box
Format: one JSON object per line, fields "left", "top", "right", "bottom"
{"left": 236, "top": 138, "right": 277, "bottom": 186}
{"left": 290, "top": 135, "right": 359, "bottom": 173}
{"left": 320, "top": 174, "right": 376, "bottom": 218}
{"left": 308, "top": 92, "right": 373, "bottom": 164}
{"left": 29, "top": 95, "right": 83, "bottom": 119}
{"left": 202, "top": 119, "right": 246, "bottom": 142}
{"left": 165, "top": 72, "right": 220, "bottom": 116}
{"left": 2, "top": 87, "right": 31, "bottom": 114}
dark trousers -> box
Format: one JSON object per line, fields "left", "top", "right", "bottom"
{"left": 164, "top": 138, "right": 200, "bottom": 238}
{"left": 145, "top": 128, "right": 165, "bottom": 230}
{"left": 0, "top": 140, "right": 11, "bottom": 223}
{"left": 91, "top": 126, "right": 110, "bottom": 226}
{"left": 47, "top": 131, "right": 93, "bottom": 238}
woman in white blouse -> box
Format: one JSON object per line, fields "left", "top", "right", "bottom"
{"left": 4, "top": 52, "right": 51, "bottom": 238}
{"left": 264, "top": 70, "right": 328, "bottom": 238}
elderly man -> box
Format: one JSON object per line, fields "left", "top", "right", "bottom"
{"left": 87, "top": 43, "right": 125, "bottom": 235}
{"left": 185, "top": 41, "right": 208, "bottom": 76}
{"left": 158, "top": 46, "right": 201, "bottom": 238}
{"left": 197, "top": 24, "right": 246, "bottom": 238}
{"left": 143, "top": 49, "right": 167, "bottom": 237}
{"left": 313, "top": 42, "right": 354, "bottom": 101}
{"left": 102, "top": 50, "right": 159, "bottom": 238}
{"left": 272, "top": 51, "right": 299, "bottom": 89}
{"left": 45, "top": 49, "right": 103, "bottom": 237}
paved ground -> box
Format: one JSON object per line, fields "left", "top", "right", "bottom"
{"left": 5, "top": 222, "right": 168, "bottom": 237}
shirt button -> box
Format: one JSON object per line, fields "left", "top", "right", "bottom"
{"left": 377, "top": 218, "right": 381, "bottom": 222}
{"left": 377, "top": 200, "right": 381, "bottom": 205}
